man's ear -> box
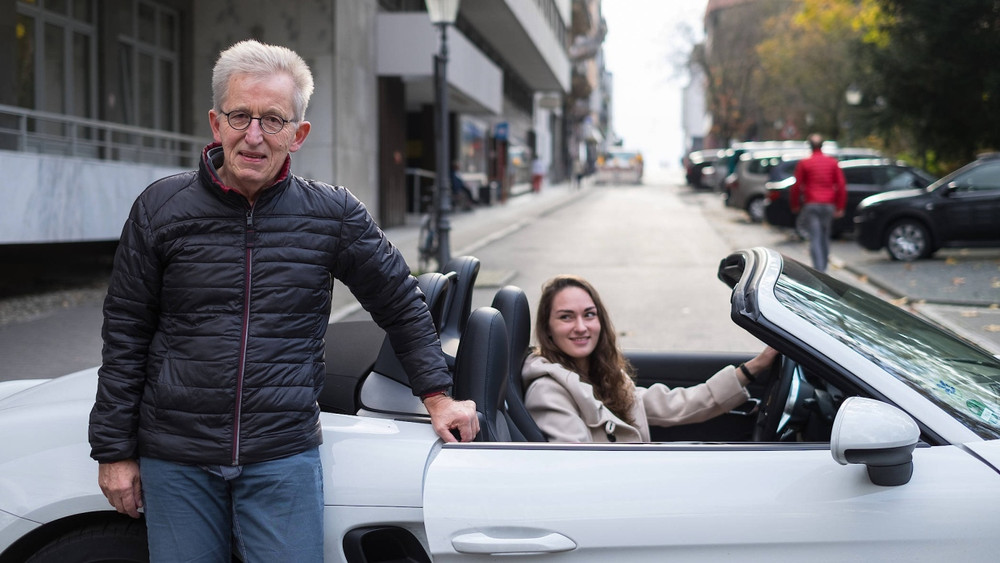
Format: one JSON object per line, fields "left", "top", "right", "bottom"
{"left": 289, "top": 121, "right": 311, "bottom": 152}
{"left": 209, "top": 109, "right": 223, "bottom": 143}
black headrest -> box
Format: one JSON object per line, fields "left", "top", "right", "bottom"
{"left": 490, "top": 285, "right": 531, "bottom": 397}
{"left": 416, "top": 271, "right": 456, "bottom": 332}
{"left": 373, "top": 271, "right": 455, "bottom": 387}
{"left": 452, "top": 306, "right": 510, "bottom": 442}
{"left": 441, "top": 255, "right": 481, "bottom": 337}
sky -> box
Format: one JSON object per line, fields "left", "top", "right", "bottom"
{"left": 600, "top": 0, "right": 708, "bottom": 173}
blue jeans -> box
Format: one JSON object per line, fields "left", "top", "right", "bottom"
{"left": 801, "top": 203, "right": 835, "bottom": 271}
{"left": 140, "top": 448, "right": 324, "bottom": 563}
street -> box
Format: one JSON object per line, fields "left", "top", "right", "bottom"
{"left": 2, "top": 169, "right": 999, "bottom": 383}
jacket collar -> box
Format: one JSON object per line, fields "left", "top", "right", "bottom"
{"left": 198, "top": 142, "right": 292, "bottom": 204}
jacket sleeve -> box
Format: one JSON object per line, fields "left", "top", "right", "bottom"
{"left": 331, "top": 191, "right": 451, "bottom": 396}
{"left": 640, "top": 365, "right": 749, "bottom": 427}
{"left": 523, "top": 376, "right": 592, "bottom": 442}
{"left": 834, "top": 165, "right": 848, "bottom": 212}
{"left": 791, "top": 164, "right": 804, "bottom": 212}
{"left": 89, "top": 196, "right": 162, "bottom": 462}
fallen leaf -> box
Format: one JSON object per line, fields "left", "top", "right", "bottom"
{"left": 961, "top": 310, "right": 981, "bottom": 318}
{"left": 858, "top": 275, "right": 869, "bottom": 283}
{"left": 984, "top": 325, "right": 1000, "bottom": 333}
{"left": 946, "top": 256, "right": 959, "bottom": 265}
{"left": 890, "top": 297, "right": 909, "bottom": 306}
{"left": 952, "top": 277, "right": 966, "bottom": 286}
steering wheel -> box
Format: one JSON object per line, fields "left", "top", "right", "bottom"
{"left": 752, "top": 353, "right": 800, "bottom": 441}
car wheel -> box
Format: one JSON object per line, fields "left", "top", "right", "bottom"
{"left": 26, "top": 519, "right": 149, "bottom": 563}
{"left": 747, "top": 196, "right": 766, "bottom": 223}
{"left": 885, "top": 219, "right": 931, "bottom": 261}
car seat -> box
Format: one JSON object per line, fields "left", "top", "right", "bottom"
{"left": 368, "top": 271, "right": 456, "bottom": 389}
{"left": 439, "top": 256, "right": 481, "bottom": 365}
{"left": 491, "top": 285, "right": 547, "bottom": 441}
{"left": 452, "top": 306, "right": 513, "bottom": 442}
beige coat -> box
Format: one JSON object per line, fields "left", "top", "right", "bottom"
{"left": 522, "top": 354, "right": 750, "bottom": 443}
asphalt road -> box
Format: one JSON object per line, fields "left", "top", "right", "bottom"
{"left": 2, "top": 169, "right": 998, "bottom": 382}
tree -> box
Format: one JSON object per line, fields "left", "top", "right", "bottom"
{"left": 864, "top": 0, "right": 1000, "bottom": 164}
{"left": 693, "top": 0, "right": 792, "bottom": 145}
{"left": 756, "top": 0, "right": 869, "bottom": 142}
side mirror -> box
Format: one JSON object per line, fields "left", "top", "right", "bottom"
{"left": 831, "top": 397, "right": 920, "bottom": 486}
{"left": 944, "top": 181, "right": 959, "bottom": 195}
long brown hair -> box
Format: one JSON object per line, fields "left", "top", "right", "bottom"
{"left": 534, "top": 275, "right": 637, "bottom": 424}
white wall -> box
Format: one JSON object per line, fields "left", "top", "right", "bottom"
{"left": 0, "top": 152, "right": 185, "bottom": 244}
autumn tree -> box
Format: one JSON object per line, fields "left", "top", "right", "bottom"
{"left": 862, "top": 0, "right": 1000, "bottom": 165}
{"left": 755, "top": 0, "right": 869, "bottom": 143}
{"left": 692, "top": 0, "right": 792, "bottom": 145}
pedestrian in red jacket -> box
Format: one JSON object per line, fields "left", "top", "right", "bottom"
{"left": 791, "top": 134, "right": 847, "bottom": 271}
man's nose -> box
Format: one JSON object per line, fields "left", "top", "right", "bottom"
{"left": 244, "top": 119, "right": 265, "bottom": 142}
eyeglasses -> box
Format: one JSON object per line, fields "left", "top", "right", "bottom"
{"left": 221, "top": 110, "right": 294, "bottom": 135}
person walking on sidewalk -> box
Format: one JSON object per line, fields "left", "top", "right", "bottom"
{"left": 790, "top": 133, "right": 846, "bottom": 271}
{"left": 531, "top": 155, "right": 546, "bottom": 193}
{"left": 89, "top": 39, "right": 478, "bottom": 562}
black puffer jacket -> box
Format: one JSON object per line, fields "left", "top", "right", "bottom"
{"left": 89, "top": 144, "right": 450, "bottom": 466}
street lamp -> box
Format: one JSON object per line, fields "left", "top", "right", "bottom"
{"left": 426, "top": 0, "right": 460, "bottom": 271}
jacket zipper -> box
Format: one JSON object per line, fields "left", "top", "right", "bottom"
{"left": 233, "top": 208, "right": 255, "bottom": 465}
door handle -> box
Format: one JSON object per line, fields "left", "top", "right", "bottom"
{"left": 451, "top": 531, "right": 577, "bottom": 554}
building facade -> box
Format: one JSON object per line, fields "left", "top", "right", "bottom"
{"left": 1, "top": 0, "right": 608, "bottom": 245}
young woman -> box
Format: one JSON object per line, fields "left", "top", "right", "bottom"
{"left": 522, "top": 275, "right": 777, "bottom": 442}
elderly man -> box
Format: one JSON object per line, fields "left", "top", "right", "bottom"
{"left": 89, "top": 40, "right": 478, "bottom": 562}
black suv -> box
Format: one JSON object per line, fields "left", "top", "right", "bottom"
{"left": 854, "top": 153, "right": 1000, "bottom": 261}
{"left": 764, "top": 159, "right": 937, "bottom": 238}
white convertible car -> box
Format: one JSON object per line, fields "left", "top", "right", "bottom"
{"left": 1, "top": 248, "right": 999, "bottom": 562}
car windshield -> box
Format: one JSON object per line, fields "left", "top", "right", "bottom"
{"left": 773, "top": 259, "right": 1000, "bottom": 440}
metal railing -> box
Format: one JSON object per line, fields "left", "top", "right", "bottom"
{"left": 0, "top": 103, "right": 205, "bottom": 168}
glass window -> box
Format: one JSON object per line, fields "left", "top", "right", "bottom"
{"left": 16, "top": 0, "right": 96, "bottom": 117}
{"left": 774, "top": 259, "right": 1000, "bottom": 440}
{"left": 842, "top": 166, "right": 874, "bottom": 185}
{"left": 43, "top": 22, "right": 66, "bottom": 113}
{"left": 15, "top": 14, "right": 35, "bottom": 109}
{"left": 884, "top": 168, "right": 918, "bottom": 190}
{"left": 118, "top": 0, "right": 181, "bottom": 131}
{"left": 954, "top": 161, "right": 1000, "bottom": 191}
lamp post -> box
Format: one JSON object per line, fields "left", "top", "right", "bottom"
{"left": 426, "top": 0, "right": 460, "bottom": 271}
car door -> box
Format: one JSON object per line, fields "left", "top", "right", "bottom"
{"left": 422, "top": 441, "right": 1000, "bottom": 562}
{"left": 936, "top": 160, "right": 1000, "bottom": 243}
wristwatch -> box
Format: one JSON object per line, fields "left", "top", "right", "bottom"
{"left": 737, "top": 362, "right": 756, "bottom": 382}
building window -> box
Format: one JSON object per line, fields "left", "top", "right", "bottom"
{"left": 118, "top": 0, "right": 180, "bottom": 131}
{"left": 15, "top": 0, "right": 97, "bottom": 118}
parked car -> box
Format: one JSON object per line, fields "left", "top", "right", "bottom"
{"left": 726, "top": 147, "right": 886, "bottom": 223}
{"left": 723, "top": 149, "right": 812, "bottom": 222}
{"left": 684, "top": 149, "right": 720, "bottom": 190}
{"left": 3, "top": 249, "right": 1000, "bottom": 562}
{"left": 595, "top": 149, "right": 643, "bottom": 185}
{"left": 855, "top": 153, "right": 1000, "bottom": 261}
{"left": 764, "top": 159, "right": 937, "bottom": 237}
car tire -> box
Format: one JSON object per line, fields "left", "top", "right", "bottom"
{"left": 885, "top": 218, "right": 931, "bottom": 261}
{"left": 26, "top": 519, "right": 149, "bottom": 563}
{"left": 747, "top": 196, "right": 766, "bottom": 223}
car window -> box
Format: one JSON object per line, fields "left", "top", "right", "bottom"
{"left": 953, "top": 161, "right": 1000, "bottom": 191}
{"left": 747, "top": 156, "right": 781, "bottom": 175}
{"left": 884, "top": 168, "right": 920, "bottom": 190}
{"left": 842, "top": 167, "right": 875, "bottom": 185}
{"left": 774, "top": 259, "right": 1000, "bottom": 440}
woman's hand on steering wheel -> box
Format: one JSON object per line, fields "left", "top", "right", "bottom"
{"left": 740, "top": 346, "right": 780, "bottom": 385}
